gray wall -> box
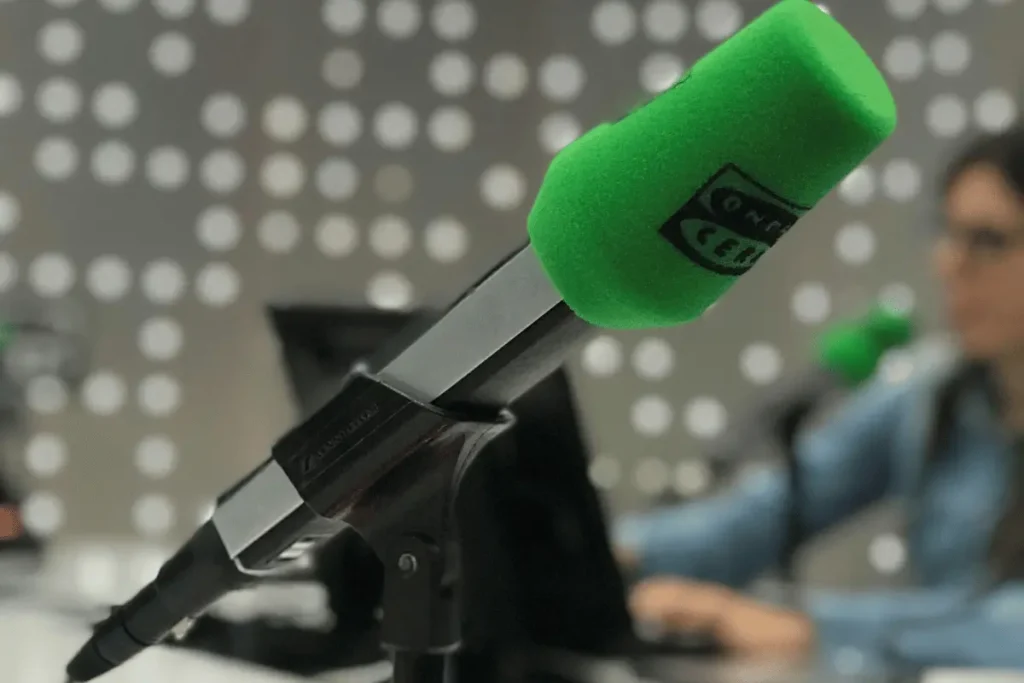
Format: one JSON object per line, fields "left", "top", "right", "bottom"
{"left": 0, "top": 0, "right": 1021, "bottom": 588}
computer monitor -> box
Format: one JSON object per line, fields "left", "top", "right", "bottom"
{"left": 267, "top": 304, "right": 633, "bottom": 656}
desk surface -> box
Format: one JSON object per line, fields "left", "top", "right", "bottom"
{"left": 639, "top": 659, "right": 1024, "bottom": 683}
{"left": 3, "top": 602, "right": 1022, "bottom": 683}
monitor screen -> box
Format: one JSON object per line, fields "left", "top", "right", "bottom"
{"left": 267, "top": 304, "right": 633, "bottom": 655}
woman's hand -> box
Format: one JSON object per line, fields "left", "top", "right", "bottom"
{"left": 629, "top": 577, "right": 735, "bottom": 632}
{"left": 628, "top": 577, "right": 815, "bottom": 658}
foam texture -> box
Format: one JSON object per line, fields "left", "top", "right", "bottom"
{"left": 527, "top": 0, "right": 897, "bottom": 329}
{"left": 817, "top": 306, "right": 914, "bottom": 385}
{"left": 817, "top": 325, "right": 884, "bottom": 385}
{"left": 866, "top": 305, "right": 915, "bottom": 348}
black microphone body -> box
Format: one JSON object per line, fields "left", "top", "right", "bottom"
{"left": 67, "top": 246, "right": 591, "bottom": 682}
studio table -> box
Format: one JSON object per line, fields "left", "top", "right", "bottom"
{"left": 3, "top": 603, "right": 1022, "bottom": 683}
{"left": 0, "top": 601, "right": 392, "bottom": 683}
{"left": 0, "top": 602, "right": 307, "bottom": 683}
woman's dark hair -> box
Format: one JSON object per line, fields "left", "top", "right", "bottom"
{"left": 940, "top": 125, "right": 1024, "bottom": 197}
{"left": 927, "top": 126, "right": 1024, "bottom": 586}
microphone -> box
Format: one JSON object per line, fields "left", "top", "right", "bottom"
{"left": 706, "top": 305, "right": 916, "bottom": 467}
{"left": 65, "top": 1, "right": 897, "bottom": 680}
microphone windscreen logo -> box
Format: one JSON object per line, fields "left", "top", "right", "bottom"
{"left": 659, "top": 164, "right": 809, "bottom": 276}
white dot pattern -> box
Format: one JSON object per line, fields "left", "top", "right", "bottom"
{"left": 0, "top": 0, "right": 1008, "bottom": 588}
{"left": 146, "top": 146, "right": 190, "bottom": 190}
{"left": 643, "top": 1, "right": 689, "bottom": 43}
{"left": 90, "top": 141, "right": 136, "bottom": 185}
{"left": 263, "top": 96, "right": 308, "bottom": 142}
{"left": 86, "top": 256, "right": 133, "bottom": 301}
{"left": 261, "top": 153, "right": 306, "bottom": 198}
{"left": 430, "top": 51, "right": 475, "bottom": 97}
{"left": 24, "top": 433, "right": 68, "bottom": 477}
{"left": 739, "top": 344, "right": 783, "bottom": 386}
{"left": 884, "top": 37, "right": 926, "bottom": 81}
{"left": 484, "top": 54, "right": 529, "bottom": 100}
{"left": 366, "top": 271, "right": 414, "bottom": 310}
{"left": 316, "top": 215, "right": 360, "bottom": 258}
{"left": 428, "top": 106, "right": 474, "bottom": 152}
{"left": 196, "top": 206, "right": 242, "bottom": 252}
{"left": 539, "top": 55, "right": 586, "bottom": 103}
{"left": 835, "top": 223, "right": 877, "bottom": 266}
{"left": 538, "top": 112, "right": 581, "bottom": 153}
{"left": 975, "top": 89, "right": 1019, "bottom": 132}
{"left": 195, "top": 262, "right": 241, "bottom": 307}
{"left": 696, "top": 0, "right": 743, "bottom": 42}
{"left": 37, "top": 77, "right": 82, "bottom": 123}
{"left": 22, "top": 492, "right": 64, "bottom": 536}
{"left": 29, "top": 253, "right": 76, "bottom": 298}
{"left": 640, "top": 53, "right": 685, "bottom": 93}
{"left": 81, "top": 371, "right": 127, "bottom": 416}
{"left": 930, "top": 31, "right": 972, "bottom": 76}
{"left": 135, "top": 435, "right": 178, "bottom": 479}
{"left": 927, "top": 94, "right": 969, "bottom": 138}
{"left": 424, "top": 216, "right": 469, "bottom": 263}
{"left": 141, "top": 259, "right": 187, "bottom": 305}
{"left": 632, "top": 338, "right": 675, "bottom": 381}
{"left": 792, "top": 282, "right": 833, "bottom": 324}
{"left": 581, "top": 336, "right": 623, "bottom": 377}
{"left": 631, "top": 395, "right": 673, "bottom": 437}
{"left": 0, "top": 192, "right": 18, "bottom": 235}
{"left": 92, "top": 83, "right": 138, "bottom": 129}
{"left": 149, "top": 32, "right": 195, "bottom": 77}
{"left": 258, "top": 212, "right": 301, "bottom": 254}
{"left": 684, "top": 397, "right": 727, "bottom": 440}
{"left": 319, "top": 102, "right": 362, "bottom": 147}
{"left": 202, "top": 93, "right": 247, "bottom": 139}
{"left": 480, "top": 164, "right": 526, "bottom": 210}
{"left": 138, "top": 317, "right": 184, "bottom": 361}
{"left": 26, "top": 377, "right": 69, "bottom": 415}
{"left": 431, "top": 0, "right": 476, "bottom": 41}
{"left": 132, "top": 494, "right": 176, "bottom": 536}
{"left": 38, "top": 20, "right": 85, "bottom": 65}
{"left": 138, "top": 374, "right": 182, "bottom": 416}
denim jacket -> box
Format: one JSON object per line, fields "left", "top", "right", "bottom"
{"left": 615, "top": 357, "right": 1024, "bottom": 672}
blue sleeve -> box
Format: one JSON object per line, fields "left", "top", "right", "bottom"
{"left": 808, "top": 584, "right": 1024, "bottom": 673}
{"left": 613, "top": 378, "right": 915, "bottom": 586}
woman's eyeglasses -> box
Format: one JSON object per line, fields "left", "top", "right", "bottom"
{"left": 936, "top": 224, "right": 1024, "bottom": 260}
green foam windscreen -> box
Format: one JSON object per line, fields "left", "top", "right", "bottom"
{"left": 817, "top": 325, "right": 884, "bottom": 386}
{"left": 0, "top": 322, "right": 14, "bottom": 351}
{"left": 527, "top": 0, "right": 897, "bottom": 329}
{"left": 816, "top": 306, "right": 915, "bottom": 385}
{"left": 865, "top": 304, "right": 915, "bottom": 348}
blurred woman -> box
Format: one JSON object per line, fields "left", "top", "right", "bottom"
{"left": 616, "top": 126, "right": 1024, "bottom": 671}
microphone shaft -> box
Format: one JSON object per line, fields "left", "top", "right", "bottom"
{"left": 376, "top": 244, "right": 575, "bottom": 407}
{"left": 66, "top": 522, "right": 249, "bottom": 681}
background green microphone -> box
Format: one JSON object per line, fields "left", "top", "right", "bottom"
{"left": 817, "top": 304, "right": 917, "bottom": 385}
{"left": 707, "top": 304, "right": 916, "bottom": 467}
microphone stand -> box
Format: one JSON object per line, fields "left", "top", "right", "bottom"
{"left": 339, "top": 384, "right": 515, "bottom": 683}
{"left": 773, "top": 398, "right": 815, "bottom": 605}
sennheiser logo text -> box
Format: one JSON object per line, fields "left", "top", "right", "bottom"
{"left": 299, "top": 403, "right": 380, "bottom": 479}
